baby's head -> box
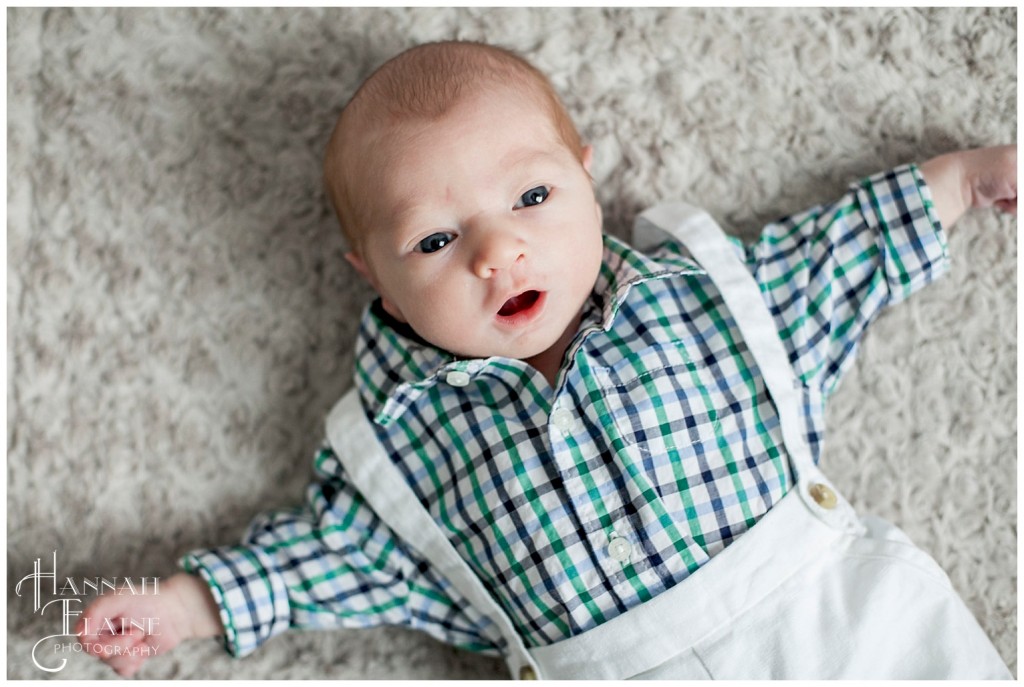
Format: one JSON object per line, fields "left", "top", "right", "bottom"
{"left": 323, "top": 41, "right": 604, "bottom": 368}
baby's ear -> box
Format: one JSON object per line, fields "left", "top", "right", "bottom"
{"left": 345, "top": 251, "right": 377, "bottom": 289}
{"left": 345, "top": 252, "right": 407, "bottom": 322}
{"left": 581, "top": 144, "right": 594, "bottom": 174}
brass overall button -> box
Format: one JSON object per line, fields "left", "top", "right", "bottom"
{"left": 808, "top": 483, "right": 837, "bottom": 509}
{"left": 519, "top": 665, "right": 537, "bottom": 680}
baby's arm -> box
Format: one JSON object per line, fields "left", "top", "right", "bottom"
{"left": 736, "top": 144, "right": 1015, "bottom": 402}
{"left": 75, "top": 572, "right": 223, "bottom": 678}
{"left": 919, "top": 145, "right": 1017, "bottom": 228}
{"left": 77, "top": 441, "right": 503, "bottom": 678}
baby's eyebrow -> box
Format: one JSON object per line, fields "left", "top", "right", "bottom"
{"left": 389, "top": 198, "right": 419, "bottom": 228}
{"left": 385, "top": 186, "right": 437, "bottom": 234}
{"left": 500, "top": 148, "right": 555, "bottom": 172}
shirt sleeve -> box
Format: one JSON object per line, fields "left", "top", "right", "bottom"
{"left": 179, "top": 442, "right": 504, "bottom": 659}
{"left": 735, "top": 164, "right": 949, "bottom": 397}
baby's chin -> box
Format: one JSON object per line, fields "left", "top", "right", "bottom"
{"left": 437, "top": 339, "right": 556, "bottom": 364}
{"left": 434, "top": 317, "right": 582, "bottom": 367}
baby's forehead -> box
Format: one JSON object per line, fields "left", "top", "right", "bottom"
{"left": 345, "top": 82, "right": 557, "bottom": 172}
{"left": 355, "top": 76, "right": 548, "bottom": 131}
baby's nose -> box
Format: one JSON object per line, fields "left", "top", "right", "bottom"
{"left": 472, "top": 230, "right": 525, "bottom": 279}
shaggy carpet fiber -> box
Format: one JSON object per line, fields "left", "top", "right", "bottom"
{"left": 7, "top": 7, "right": 1016, "bottom": 679}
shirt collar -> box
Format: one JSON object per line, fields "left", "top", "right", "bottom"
{"left": 591, "top": 232, "right": 703, "bottom": 329}
{"left": 353, "top": 233, "right": 703, "bottom": 425}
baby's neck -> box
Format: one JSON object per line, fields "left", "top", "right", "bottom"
{"left": 522, "top": 308, "right": 584, "bottom": 390}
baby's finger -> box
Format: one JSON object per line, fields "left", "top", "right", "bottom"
{"left": 106, "top": 630, "right": 160, "bottom": 678}
{"left": 83, "top": 626, "right": 145, "bottom": 659}
{"left": 106, "top": 650, "right": 149, "bottom": 679}
{"left": 996, "top": 198, "right": 1016, "bottom": 215}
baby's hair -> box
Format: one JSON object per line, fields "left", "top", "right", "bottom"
{"left": 323, "top": 40, "right": 584, "bottom": 251}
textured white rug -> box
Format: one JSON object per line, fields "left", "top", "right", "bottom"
{"left": 7, "top": 7, "right": 1016, "bottom": 679}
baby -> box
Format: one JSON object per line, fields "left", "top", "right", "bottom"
{"left": 79, "top": 41, "right": 1016, "bottom": 679}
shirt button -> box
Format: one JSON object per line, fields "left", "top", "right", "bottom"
{"left": 445, "top": 370, "right": 471, "bottom": 387}
{"left": 809, "top": 483, "right": 837, "bottom": 510}
{"left": 519, "top": 665, "right": 537, "bottom": 680}
{"left": 607, "top": 536, "right": 632, "bottom": 563}
{"left": 550, "top": 407, "right": 574, "bottom": 433}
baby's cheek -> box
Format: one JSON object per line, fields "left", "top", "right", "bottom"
{"left": 409, "top": 293, "right": 480, "bottom": 350}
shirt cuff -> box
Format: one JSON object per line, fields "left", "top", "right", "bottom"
{"left": 855, "top": 163, "right": 950, "bottom": 306}
{"left": 179, "top": 546, "right": 293, "bottom": 658}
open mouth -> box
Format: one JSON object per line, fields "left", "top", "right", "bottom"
{"left": 498, "top": 290, "right": 541, "bottom": 317}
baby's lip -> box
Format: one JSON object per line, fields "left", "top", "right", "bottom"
{"left": 494, "top": 289, "right": 546, "bottom": 325}
{"left": 497, "top": 290, "right": 541, "bottom": 317}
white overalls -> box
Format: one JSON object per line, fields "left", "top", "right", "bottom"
{"left": 326, "top": 203, "right": 1011, "bottom": 679}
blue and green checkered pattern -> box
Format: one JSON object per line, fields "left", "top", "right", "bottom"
{"left": 182, "top": 164, "right": 946, "bottom": 658}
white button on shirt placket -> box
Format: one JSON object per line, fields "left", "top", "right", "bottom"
{"left": 607, "top": 532, "right": 632, "bottom": 565}
{"left": 445, "top": 370, "right": 471, "bottom": 387}
{"left": 550, "top": 407, "right": 575, "bottom": 434}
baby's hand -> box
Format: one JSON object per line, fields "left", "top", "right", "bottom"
{"left": 75, "top": 572, "right": 223, "bottom": 678}
{"left": 920, "top": 145, "right": 1017, "bottom": 228}
{"left": 959, "top": 144, "right": 1017, "bottom": 215}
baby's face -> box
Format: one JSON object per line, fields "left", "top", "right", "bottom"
{"left": 346, "top": 86, "right": 604, "bottom": 365}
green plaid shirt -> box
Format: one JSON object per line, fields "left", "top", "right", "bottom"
{"left": 183, "top": 165, "right": 946, "bottom": 658}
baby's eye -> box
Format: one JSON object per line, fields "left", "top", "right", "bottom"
{"left": 514, "top": 186, "right": 550, "bottom": 209}
{"left": 415, "top": 232, "right": 455, "bottom": 254}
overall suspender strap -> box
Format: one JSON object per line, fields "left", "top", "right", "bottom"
{"left": 634, "top": 201, "right": 813, "bottom": 482}
{"left": 325, "top": 390, "right": 539, "bottom": 679}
